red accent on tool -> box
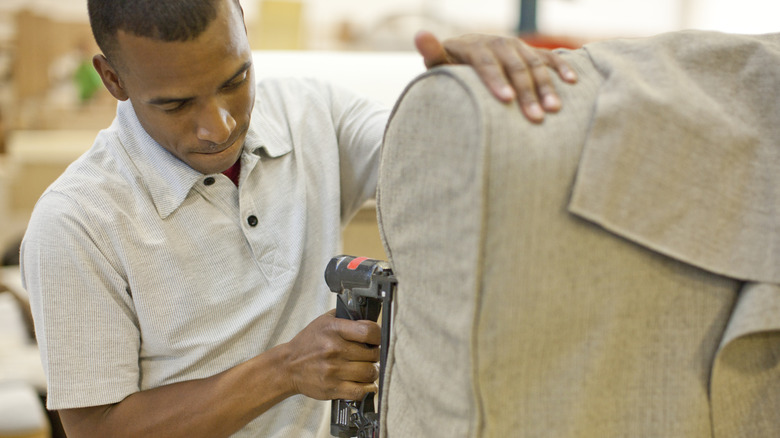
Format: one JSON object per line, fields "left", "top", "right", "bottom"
{"left": 347, "top": 257, "right": 368, "bottom": 270}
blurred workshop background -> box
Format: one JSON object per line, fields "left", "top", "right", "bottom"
{"left": 0, "top": 1, "right": 778, "bottom": 437}
{"left": 1, "top": 0, "right": 780, "bottom": 248}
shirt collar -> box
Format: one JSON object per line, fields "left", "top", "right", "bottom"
{"left": 114, "top": 98, "right": 292, "bottom": 219}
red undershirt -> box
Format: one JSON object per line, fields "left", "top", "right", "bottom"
{"left": 222, "top": 158, "right": 241, "bottom": 186}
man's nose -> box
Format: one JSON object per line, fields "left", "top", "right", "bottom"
{"left": 196, "top": 101, "right": 236, "bottom": 145}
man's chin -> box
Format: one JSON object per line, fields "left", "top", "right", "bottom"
{"left": 185, "top": 126, "right": 248, "bottom": 174}
{"left": 189, "top": 149, "right": 241, "bottom": 174}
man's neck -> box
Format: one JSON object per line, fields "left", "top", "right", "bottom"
{"left": 222, "top": 158, "right": 241, "bottom": 186}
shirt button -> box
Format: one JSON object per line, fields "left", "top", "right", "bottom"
{"left": 204, "top": 177, "right": 215, "bottom": 186}
{"left": 247, "top": 215, "right": 258, "bottom": 227}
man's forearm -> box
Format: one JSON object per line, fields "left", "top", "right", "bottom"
{"left": 58, "top": 309, "right": 381, "bottom": 437}
{"left": 59, "top": 344, "right": 295, "bottom": 438}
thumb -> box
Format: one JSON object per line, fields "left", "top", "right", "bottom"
{"left": 414, "top": 30, "right": 451, "bottom": 69}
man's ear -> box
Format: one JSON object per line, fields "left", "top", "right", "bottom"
{"left": 92, "top": 54, "right": 129, "bottom": 101}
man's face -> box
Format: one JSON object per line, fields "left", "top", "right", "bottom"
{"left": 105, "top": 0, "right": 255, "bottom": 175}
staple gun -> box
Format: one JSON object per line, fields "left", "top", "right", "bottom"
{"left": 324, "top": 255, "right": 397, "bottom": 438}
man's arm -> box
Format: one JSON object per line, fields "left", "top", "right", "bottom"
{"left": 59, "top": 311, "right": 381, "bottom": 438}
{"left": 415, "top": 31, "right": 579, "bottom": 123}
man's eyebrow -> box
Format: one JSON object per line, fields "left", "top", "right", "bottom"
{"left": 146, "top": 61, "right": 253, "bottom": 106}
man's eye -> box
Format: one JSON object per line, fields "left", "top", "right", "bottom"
{"left": 224, "top": 72, "right": 248, "bottom": 90}
{"left": 162, "top": 102, "right": 188, "bottom": 113}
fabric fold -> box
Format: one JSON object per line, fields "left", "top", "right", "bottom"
{"left": 569, "top": 30, "right": 780, "bottom": 284}
{"left": 710, "top": 283, "right": 780, "bottom": 437}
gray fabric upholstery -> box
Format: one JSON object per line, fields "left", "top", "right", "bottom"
{"left": 571, "top": 31, "right": 780, "bottom": 285}
{"left": 377, "top": 32, "right": 780, "bottom": 437}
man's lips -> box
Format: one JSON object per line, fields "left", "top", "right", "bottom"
{"left": 199, "top": 145, "right": 231, "bottom": 155}
{"left": 196, "top": 125, "right": 247, "bottom": 155}
{"left": 197, "top": 139, "right": 234, "bottom": 155}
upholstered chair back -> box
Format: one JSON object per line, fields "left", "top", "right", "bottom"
{"left": 377, "top": 41, "right": 780, "bottom": 436}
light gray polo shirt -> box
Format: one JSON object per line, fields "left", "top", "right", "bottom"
{"left": 21, "top": 76, "right": 389, "bottom": 437}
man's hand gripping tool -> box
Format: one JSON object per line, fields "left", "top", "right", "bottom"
{"left": 324, "top": 255, "right": 396, "bottom": 438}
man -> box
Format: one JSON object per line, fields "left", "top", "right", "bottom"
{"left": 20, "top": 0, "right": 576, "bottom": 436}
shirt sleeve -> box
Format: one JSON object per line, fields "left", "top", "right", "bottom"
{"left": 21, "top": 191, "right": 141, "bottom": 410}
{"left": 321, "top": 80, "right": 391, "bottom": 224}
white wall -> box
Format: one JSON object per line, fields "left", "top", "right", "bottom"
{"left": 539, "top": 0, "right": 780, "bottom": 39}
{"left": 539, "top": 0, "right": 683, "bottom": 38}
{"left": 305, "top": 0, "right": 518, "bottom": 32}
{"left": 687, "top": 0, "right": 780, "bottom": 34}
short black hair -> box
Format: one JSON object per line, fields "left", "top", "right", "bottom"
{"left": 87, "top": 0, "right": 222, "bottom": 64}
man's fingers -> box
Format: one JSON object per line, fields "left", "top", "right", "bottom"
{"left": 418, "top": 31, "right": 579, "bottom": 122}
{"left": 336, "top": 381, "right": 379, "bottom": 402}
{"left": 339, "top": 339, "right": 381, "bottom": 363}
{"left": 286, "top": 312, "right": 383, "bottom": 401}
{"left": 414, "top": 30, "right": 451, "bottom": 69}
{"left": 507, "top": 39, "right": 561, "bottom": 116}
{"left": 538, "top": 49, "right": 578, "bottom": 84}
{"left": 330, "top": 316, "right": 382, "bottom": 349}
{"left": 334, "top": 363, "right": 379, "bottom": 401}
{"left": 335, "top": 361, "right": 381, "bottom": 384}
{"left": 314, "top": 363, "right": 379, "bottom": 401}
{"left": 479, "top": 38, "right": 549, "bottom": 120}
{"left": 464, "top": 51, "right": 517, "bottom": 103}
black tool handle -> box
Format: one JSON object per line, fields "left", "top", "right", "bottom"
{"left": 326, "top": 255, "right": 395, "bottom": 438}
